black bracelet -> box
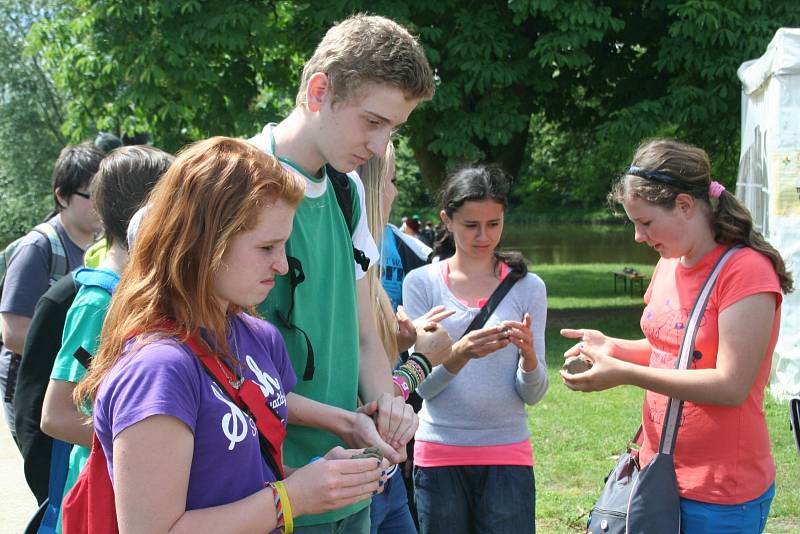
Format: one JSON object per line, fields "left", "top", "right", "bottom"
{"left": 409, "top": 352, "right": 432, "bottom": 375}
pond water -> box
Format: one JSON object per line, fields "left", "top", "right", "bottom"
{"left": 500, "top": 223, "right": 659, "bottom": 265}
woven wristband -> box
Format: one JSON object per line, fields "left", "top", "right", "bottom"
{"left": 272, "top": 481, "right": 294, "bottom": 533}
{"left": 267, "top": 483, "right": 284, "bottom": 530}
{"left": 409, "top": 352, "right": 432, "bottom": 375}
{"left": 396, "top": 366, "right": 418, "bottom": 390}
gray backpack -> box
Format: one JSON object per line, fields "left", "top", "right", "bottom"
{"left": 586, "top": 246, "right": 741, "bottom": 534}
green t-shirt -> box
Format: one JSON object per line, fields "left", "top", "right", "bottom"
{"left": 49, "top": 282, "right": 112, "bottom": 533}
{"left": 253, "top": 127, "right": 373, "bottom": 526}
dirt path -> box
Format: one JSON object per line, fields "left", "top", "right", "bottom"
{"left": 0, "top": 428, "right": 37, "bottom": 533}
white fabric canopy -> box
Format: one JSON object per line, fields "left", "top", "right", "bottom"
{"left": 738, "top": 28, "right": 800, "bottom": 399}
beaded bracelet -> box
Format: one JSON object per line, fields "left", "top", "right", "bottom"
{"left": 395, "top": 367, "right": 417, "bottom": 391}
{"left": 392, "top": 350, "right": 434, "bottom": 396}
{"left": 269, "top": 481, "right": 294, "bottom": 533}
{"left": 409, "top": 352, "right": 432, "bottom": 376}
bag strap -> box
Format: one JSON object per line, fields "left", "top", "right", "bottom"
{"left": 326, "top": 164, "right": 371, "bottom": 273}
{"left": 38, "top": 439, "right": 72, "bottom": 532}
{"left": 33, "top": 222, "right": 68, "bottom": 282}
{"left": 658, "top": 245, "right": 742, "bottom": 454}
{"left": 184, "top": 334, "right": 287, "bottom": 479}
{"left": 274, "top": 256, "right": 315, "bottom": 381}
{"left": 459, "top": 268, "right": 526, "bottom": 340}
{"left": 790, "top": 396, "right": 800, "bottom": 455}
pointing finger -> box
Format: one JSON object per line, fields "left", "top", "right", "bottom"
{"left": 560, "top": 328, "right": 584, "bottom": 339}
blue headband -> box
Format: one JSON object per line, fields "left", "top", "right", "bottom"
{"left": 627, "top": 166, "right": 693, "bottom": 191}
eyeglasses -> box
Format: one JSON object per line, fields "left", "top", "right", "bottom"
{"left": 73, "top": 191, "right": 91, "bottom": 200}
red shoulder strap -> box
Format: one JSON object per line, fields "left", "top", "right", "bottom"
{"left": 185, "top": 335, "right": 286, "bottom": 479}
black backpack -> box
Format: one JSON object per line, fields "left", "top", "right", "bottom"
{"left": 14, "top": 273, "right": 80, "bottom": 504}
{"left": 14, "top": 268, "right": 117, "bottom": 505}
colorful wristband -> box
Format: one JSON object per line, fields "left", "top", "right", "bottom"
{"left": 409, "top": 352, "right": 432, "bottom": 375}
{"left": 392, "top": 374, "right": 411, "bottom": 400}
{"left": 271, "top": 481, "right": 294, "bottom": 533}
{"left": 267, "top": 483, "right": 284, "bottom": 530}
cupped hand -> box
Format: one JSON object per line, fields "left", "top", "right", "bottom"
{"left": 559, "top": 346, "right": 627, "bottom": 392}
{"left": 374, "top": 393, "right": 417, "bottom": 455}
{"left": 357, "top": 395, "right": 416, "bottom": 462}
{"left": 347, "top": 406, "right": 408, "bottom": 464}
{"left": 282, "top": 454, "right": 383, "bottom": 518}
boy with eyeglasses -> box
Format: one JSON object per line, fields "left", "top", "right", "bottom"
{"left": 0, "top": 142, "right": 104, "bottom": 445}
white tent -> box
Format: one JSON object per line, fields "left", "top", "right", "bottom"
{"left": 738, "top": 28, "right": 800, "bottom": 399}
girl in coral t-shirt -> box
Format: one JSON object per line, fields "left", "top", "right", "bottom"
{"left": 561, "top": 138, "right": 793, "bottom": 533}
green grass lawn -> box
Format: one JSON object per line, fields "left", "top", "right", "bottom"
{"left": 529, "top": 263, "right": 800, "bottom": 533}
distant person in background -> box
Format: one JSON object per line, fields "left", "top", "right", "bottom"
{"left": 0, "top": 143, "right": 104, "bottom": 446}
{"left": 419, "top": 221, "right": 435, "bottom": 248}
{"left": 561, "top": 139, "right": 793, "bottom": 533}
{"left": 93, "top": 132, "right": 123, "bottom": 154}
{"left": 403, "top": 215, "right": 422, "bottom": 241}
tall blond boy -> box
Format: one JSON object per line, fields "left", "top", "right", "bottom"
{"left": 250, "top": 14, "right": 434, "bottom": 532}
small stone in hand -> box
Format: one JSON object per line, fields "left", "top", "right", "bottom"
{"left": 351, "top": 446, "right": 384, "bottom": 462}
{"left": 562, "top": 356, "right": 593, "bottom": 374}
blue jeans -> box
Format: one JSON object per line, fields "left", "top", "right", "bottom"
{"left": 0, "top": 348, "right": 18, "bottom": 442}
{"left": 680, "top": 483, "right": 775, "bottom": 534}
{"left": 370, "top": 470, "right": 416, "bottom": 534}
{"left": 414, "top": 465, "right": 535, "bottom": 534}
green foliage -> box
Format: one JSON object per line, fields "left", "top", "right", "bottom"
{"left": 0, "top": 0, "right": 67, "bottom": 245}
{"left": 19, "top": 0, "right": 800, "bottom": 217}
{"left": 390, "top": 135, "right": 438, "bottom": 225}
{"left": 29, "top": 0, "right": 301, "bottom": 152}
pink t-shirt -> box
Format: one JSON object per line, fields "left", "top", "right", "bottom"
{"left": 639, "top": 245, "right": 781, "bottom": 504}
{"left": 441, "top": 260, "right": 510, "bottom": 308}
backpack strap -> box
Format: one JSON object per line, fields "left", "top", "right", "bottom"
{"left": 32, "top": 223, "right": 68, "bottom": 283}
{"left": 71, "top": 268, "right": 121, "bottom": 370}
{"left": 73, "top": 268, "right": 120, "bottom": 294}
{"left": 325, "top": 165, "right": 371, "bottom": 273}
{"left": 274, "top": 257, "right": 315, "bottom": 381}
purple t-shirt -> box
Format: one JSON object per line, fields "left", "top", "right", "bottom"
{"left": 94, "top": 313, "right": 296, "bottom": 511}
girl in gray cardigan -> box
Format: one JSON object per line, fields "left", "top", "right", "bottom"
{"left": 403, "top": 165, "right": 548, "bottom": 534}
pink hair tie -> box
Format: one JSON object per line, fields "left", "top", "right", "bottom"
{"left": 709, "top": 181, "right": 726, "bottom": 199}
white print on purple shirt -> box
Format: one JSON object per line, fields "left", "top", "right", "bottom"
{"left": 210, "top": 382, "right": 255, "bottom": 450}
{"left": 245, "top": 354, "right": 288, "bottom": 422}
